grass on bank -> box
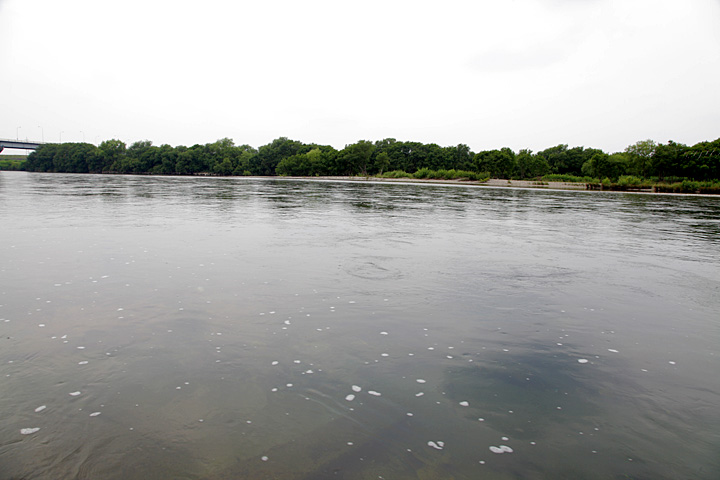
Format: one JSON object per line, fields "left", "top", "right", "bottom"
{"left": 0, "top": 155, "right": 27, "bottom": 170}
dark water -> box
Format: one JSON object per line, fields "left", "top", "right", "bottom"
{"left": 1, "top": 171, "right": 718, "bottom": 479}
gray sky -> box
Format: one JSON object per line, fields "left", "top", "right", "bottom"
{"left": 2, "top": 0, "right": 719, "bottom": 154}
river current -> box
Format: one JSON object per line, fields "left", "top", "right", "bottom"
{"left": 1, "top": 172, "right": 718, "bottom": 479}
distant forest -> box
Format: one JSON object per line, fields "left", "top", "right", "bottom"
{"left": 6, "top": 136, "right": 720, "bottom": 183}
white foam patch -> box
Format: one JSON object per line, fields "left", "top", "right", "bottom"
{"left": 35, "top": 405, "right": 46, "bottom": 412}
{"left": 21, "top": 428, "right": 40, "bottom": 435}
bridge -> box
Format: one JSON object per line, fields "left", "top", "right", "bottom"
{"left": 0, "top": 139, "right": 45, "bottom": 154}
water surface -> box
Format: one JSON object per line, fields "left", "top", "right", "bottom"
{"left": 1, "top": 172, "right": 718, "bottom": 479}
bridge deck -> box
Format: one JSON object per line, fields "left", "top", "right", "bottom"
{"left": 0, "top": 139, "right": 45, "bottom": 153}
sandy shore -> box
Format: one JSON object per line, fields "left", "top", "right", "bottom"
{"left": 278, "top": 176, "right": 591, "bottom": 191}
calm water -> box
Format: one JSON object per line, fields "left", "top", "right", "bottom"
{"left": 1, "top": 171, "right": 719, "bottom": 479}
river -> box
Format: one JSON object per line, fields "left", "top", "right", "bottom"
{"left": 1, "top": 171, "right": 718, "bottom": 479}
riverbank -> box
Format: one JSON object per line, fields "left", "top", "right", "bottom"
{"left": 278, "top": 176, "right": 609, "bottom": 191}
{"left": 279, "top": 176, "right": 586, "bottom": 189}
{"left": 274, "top": 175, "right": 720, "bottom": 196}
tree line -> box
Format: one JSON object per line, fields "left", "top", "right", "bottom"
{"left": 17, "top": 136, "right": 720, "bottom": 182}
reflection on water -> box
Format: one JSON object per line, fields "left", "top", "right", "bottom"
{"left": 1, "top": 172, "right": 719, "bottom": 479}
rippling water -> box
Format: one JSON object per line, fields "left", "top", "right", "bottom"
{"left": 1, "top": 172, "right": 719, "bottom": 479}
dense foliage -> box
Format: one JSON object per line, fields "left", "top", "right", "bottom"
{"left": 0, "top": 155, "right": 27, "bottom": 170}
{"left": 14, "top": 136, "right": 720, "bottom": 183}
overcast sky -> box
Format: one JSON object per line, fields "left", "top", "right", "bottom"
{"left": 1, "top": 0, "right": 719, "bottom": 154}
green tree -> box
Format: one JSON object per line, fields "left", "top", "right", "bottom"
{"left": 651, "top": 141, "right": 688, "bottom": 180}
{"left": 252, "top": 137, "right": 303, "bottom": 175}
{"left": 515, "top": 149, "right": 549, "bottom": 178}
{"left": 474, "top": 148, "right": 516, "bottom": 178}
{"left": 96, "top": 139, "right": 126, "bottom": 173}
{"left": 26, "top": 144, "right": 59, "bottom": 172}
{"left": 581, "top": 152, "right": 628, "bottom": 181}
{"left": 342, "top": 140, "right": 376, "bottom": 176}
{"left": 374, "top": 152, "right": 391, "bottom": 175}
{"left": 625, "top": 139, "right": 657, "bottom": 177}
